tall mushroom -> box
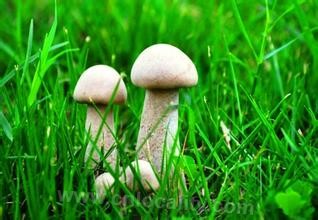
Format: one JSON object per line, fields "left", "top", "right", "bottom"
{"left": 128, "top": 44, "right": 198, "bottom": 190}
{"left": 73, "top": 65, "right": 127, "bottom": 170}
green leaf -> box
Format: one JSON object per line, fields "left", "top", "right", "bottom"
{"left": 275, "top": 181, "right": 314, "bottom": 218}
{"left": 176, "top": 155, "right": 199, "bottom": 182}
{"left": 275, "top": 189, "right": 306, "bottom": 217}
{"left": 0, "top": 111, "right": 13, "bottom": 141}
{"left": 290, "top": 180, "right": 313, "bottom": 199}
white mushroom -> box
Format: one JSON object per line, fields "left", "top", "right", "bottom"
{"left": 95, "top": 172, "right": 115, "bottom": 202}
{"left": 73, "top": 65, "right": 127, "bottom": 170}
{"left": 130, "top": 44, "right": 198, "bottom": 187}
{"left": 124, "top": 159, "right": 159, "bottom": 192}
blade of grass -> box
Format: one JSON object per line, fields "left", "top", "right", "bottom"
{"left": 240, "top": 85, "right": 282, "bottom": 155}
{"left": 281, "top": 128, "right": 299, "bottom": 153}
{"left": 20, "top": 19, "right": 34, "bottom": 86}
{"left": 0, "top": 41, "right": 71, "bottom": 88}
{"left": 258, "top": 0, "right": 271, "bottom": 64}
{"left": 0, "top": 70, "right": 16, "bottom": 88}
{"left": 0, "top": 111, "right": 13, "bottom": 141}
{"left": 195, "top": 124, "right": 226, "bottom": 172}
{"left": 209, "top": 171, "right": 229, "bottom": 219}
{"left": 14, "top": 166, "right": 21, "bottom": 219}
{"left": 226, "top": 45, "right": 243, "bottom": 126}
{"left": 15, "top": 0, "right": 22, "bottom": 56}
{"left": 188, "top": 107, "right": 213, "bottom": 212}
{"left": 269, "top": 37, "right": 285, "bottom": 98}
{"left": 230, "top": 0, "right": 258, "bottom": 61}
{"left": 27, "top": 2, "right": 58, "bottom": 106}
{"left": 0, "top": 40, "right": 19, "bottom": 63}
{"left": 264, "top": 38, "right": 298, "bottom": 60}
{"left": 269, "top": 0, "right": 306, "bottom": 31}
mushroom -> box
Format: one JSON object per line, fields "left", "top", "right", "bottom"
{"left": 124, "top": 159, "right": 159, "bottom": 192}
{"left": 73, "top": 65, "right": 127, "bottom": 170}
{"left": 130, "top": 44, "right": 198, "bottom": 186}
{"left": 95, "top": 172, "right": 115, "bottom": 202}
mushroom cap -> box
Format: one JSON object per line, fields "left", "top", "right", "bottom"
{"left": 124, "top": 160, "right": 159, "bottom": 192}
{"left": 95, "top": 172, "right": 115, "bottom": 201}
{"left": 73, "top": 65, "right": 127, "bottom": 104}
{"left": 131, "top": 44, "right": 198, "bottom": 89}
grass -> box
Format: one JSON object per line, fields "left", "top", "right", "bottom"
{"left": 1, "top": 0, "right": 318, "bottom": 219}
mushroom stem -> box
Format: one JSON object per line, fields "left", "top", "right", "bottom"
{"left": 137, "top": 89, "right": 180, "bottom": 174}
{"left": 85, "top": 105, "right": 116, "bottom": 169}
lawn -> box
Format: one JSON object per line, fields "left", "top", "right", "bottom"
{"left": 1, "top": 0, "right": 318, "bottom": 219}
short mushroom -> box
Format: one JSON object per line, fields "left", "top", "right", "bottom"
{"left": 130, "top": 44, "right": 198, "bottom": 185}
{"left": 95, "top": 172, "right": 115, "bottom": 202}
{"left": 124, "top": 159, "right": 159, "bottom": 192}
{"left": 73, "top": 65, "right": 127, "bottom": 170}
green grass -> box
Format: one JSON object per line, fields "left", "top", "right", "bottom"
{"left": 1, "top": 0, "right": 318, "bottom": 219}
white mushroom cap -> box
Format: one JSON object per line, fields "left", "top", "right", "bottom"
{"left": 131, "top": 44, "right": 198, "bottom": 89}
{"left": 95, "top": 172, "right": 115, "bottom": 201}
{"left": 73, "top": 65, "right": 127, "bottom": 104}
{"left": 124, "top": 160, "right": 159, "bottom": 192}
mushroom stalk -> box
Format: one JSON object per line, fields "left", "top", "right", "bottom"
{"left": 85, "top": 105, "right": 116, "bottom": 169}
{"left": 137, "top": 89, "right": 180, "bottom": 173}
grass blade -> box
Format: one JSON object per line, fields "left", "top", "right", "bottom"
{"left": 240, "top": 86, "right": 282, "bottom": 155}
{"left": 0, "top": 40, "right": 19, "bottom": 63}
{"left": 0, "top": 41, "right": 69, "bottom": 88}
{"left": 264, "top": 38, "right": 298, "bottom": 60}
{"left": 0, "top": 70, "right": 16, "bottom": 87}
{"left": 227, "top": 50, "right": 243, "bottom": 125}
{"left": 20, "top": 19, "right": 34, "bottom": 86}
{"left": 258, "top": 0, "right": 271, "bottom": 64}
{"left": 27, "top": 2, "right": 57, "bottom": 106}
{"left": 230, "top": 0, "right": 258, "bottom": 61}
{"left": 0, "top": 111, "right": 13, "bottom": 141}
